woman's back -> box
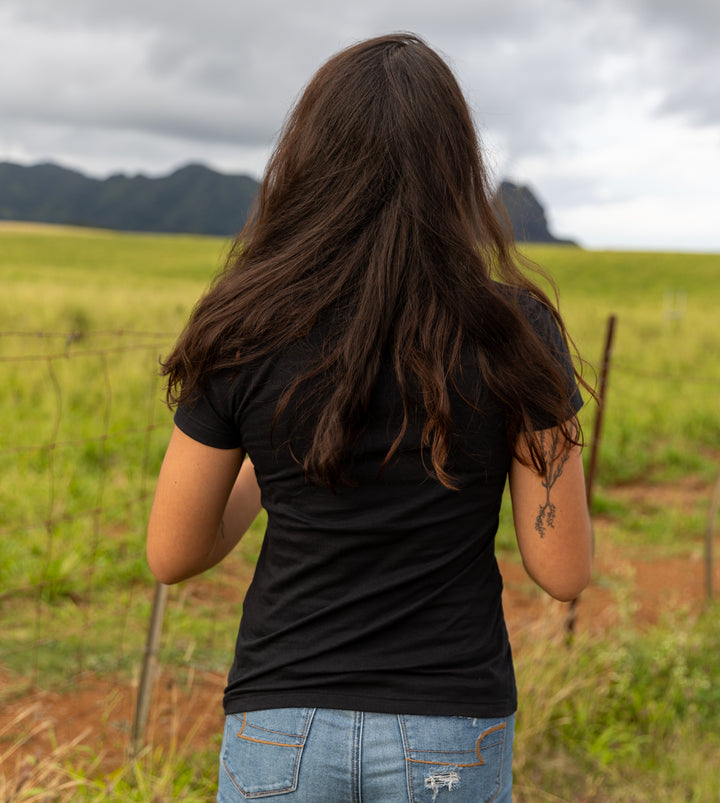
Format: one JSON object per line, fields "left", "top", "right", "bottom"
{"left": 176, "top": 323, "right": 517, "bottom": 717}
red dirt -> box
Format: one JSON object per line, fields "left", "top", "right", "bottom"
{"left": 3, "top": 479, "right": 718, "bottom": 787}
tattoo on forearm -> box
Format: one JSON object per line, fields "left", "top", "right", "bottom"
{"left": 535, "top": 429, "right": 570, "bottom": 537}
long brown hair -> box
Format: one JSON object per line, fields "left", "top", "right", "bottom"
{"left": 162, "top": 33, "right": 589, "bottom": 487}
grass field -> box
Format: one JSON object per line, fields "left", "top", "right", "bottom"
{"left": 1, "top": 223, "right": 719, "bottom": 801}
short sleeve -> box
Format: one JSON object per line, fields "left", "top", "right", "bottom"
{"left": 520, "top": 293, "right": 583, "bottom": 428}
{"left": 174, "top": 372, "right": 244, "bottom": 450}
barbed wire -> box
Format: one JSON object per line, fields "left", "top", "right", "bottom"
{"left": 0, "top": 331, "right": 176, "bottom": 687}
{"left": 2, "top": 330, "right": 718, "bottom": 383}
{"left": 0, "top": 425, "right": 165, "bottom": 456}
{"left": 612, "top": 361, "right": 720, "bottom": 386}
{"left": 0, "top": 329, "right": 176, "bottom": 338}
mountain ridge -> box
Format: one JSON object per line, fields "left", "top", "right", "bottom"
{"left": 0, "top": 161, "right": 575, "bottom": 244}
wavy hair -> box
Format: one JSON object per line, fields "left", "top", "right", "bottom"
{"left": 162, "top": 33, "right": 589, "bottom": 487}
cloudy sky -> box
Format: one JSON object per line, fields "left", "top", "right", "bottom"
{"left": 1, "top": 0, "right": 719, "bottom": 252}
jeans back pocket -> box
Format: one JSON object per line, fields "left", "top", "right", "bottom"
{"left": 399, "top": 714, "right": 511, "bottom": 803}
{"left": 221, "top": 708, "right": 315, "bottom": 798}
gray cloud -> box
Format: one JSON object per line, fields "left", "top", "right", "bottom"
{"left": 631, "top": 0, "right": 720, "bottom": 127}
{"left": 5, "top": 0, "right": 719, "bottom": 161}
{"left": 1, "top": 0, "right": 720, "bottom": 249}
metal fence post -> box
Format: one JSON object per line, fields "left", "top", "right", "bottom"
{"left": 566, "top": 314, "right": 617, "bottom": 642}
{"left": 131, "top": 580, "right": 169, "bottom": 755}
{"left": 705, "top": 466, "right": 720, "bottom": 603}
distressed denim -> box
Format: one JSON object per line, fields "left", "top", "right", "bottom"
{"left": 217, "top": 708, "right": 514, "bottom": 802}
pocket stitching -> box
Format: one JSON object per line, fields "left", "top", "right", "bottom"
{"left": 402, "top": 721, "right": 506, "bottom": 767}
{"left": 223, "top": 709, "right": 315, "bottom": 798}
{"left": 236, "top": 712, "right": 308, "bottom": 746}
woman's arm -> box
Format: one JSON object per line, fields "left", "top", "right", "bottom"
{"left": 509, "top": 427, "right": 593, "bottom": 602}
{"left": 147, "top": 426, "right": 262, "bottom": 585}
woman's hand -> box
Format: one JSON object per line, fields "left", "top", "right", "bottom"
{"left": 509, "top": 427, "right": 593, "bottom": 602}
{"left": 147, "top": 426, "right": 262, "bottom": 584}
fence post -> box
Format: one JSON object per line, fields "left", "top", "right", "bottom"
{"left": 131, "top": 580, "right": 169, "bottom": 755}
{"left": 706, "top": 466, "right": 720, "bottom": 603}
{"left": 584, "top": 315, "right": 617, "bottom": 504}
{"left": 566, "top": 314, "right": 617, "bottom": 642}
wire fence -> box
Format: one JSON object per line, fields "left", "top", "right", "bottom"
{"left": 1, "top": 323, "right": 718, "bottom": 749}
{"left": 0, "top": 330, "right": 179, "bottom": 691}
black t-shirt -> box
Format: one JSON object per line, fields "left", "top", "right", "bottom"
{"left": 174, "top": 294, "right": 582, "bottom": 718}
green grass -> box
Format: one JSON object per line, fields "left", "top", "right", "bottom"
{"left": 523, "top": 245, "right": 720, "bottom": 484}
{"left": 1, "top": 226, "right": 719, "bottom": 800}
{"left": 512, "top": 604, "right": 720, "bottom": 802}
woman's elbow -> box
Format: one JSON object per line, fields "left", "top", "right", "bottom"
{"left": 148, "top": 564, "right": 182, "bottom": 586}
{"left": 146, "top": 539, "right": 188, "bottom": 585}
{"left": 548, "top": 569, "right": 592, "bottom": 603}
{"left": 528, "top": 556, "right": 593, "bottom": 602}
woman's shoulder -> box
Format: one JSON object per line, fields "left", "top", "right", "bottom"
{"left": 491, "top": 281, "right": 555, "bottom": 326}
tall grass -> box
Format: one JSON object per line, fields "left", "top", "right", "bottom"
{"left": 1, "top": 699, "right": 219, "bottom": 802}
{"left": 512, "top": 604, "right": 720, "bottom": 802}
{"left": 3, "top": 605, "right": 719, "bottom": 802}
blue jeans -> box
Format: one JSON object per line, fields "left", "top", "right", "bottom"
{"left": 217, "top": 708, "right": 514, "bottom": 802}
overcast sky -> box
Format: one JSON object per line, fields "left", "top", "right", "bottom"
{"left": 2, "top": 0, "right": 719, "bottom": 252}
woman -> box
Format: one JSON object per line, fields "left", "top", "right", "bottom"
{"left": 147, "top": 33, "right": 593, "bottom": 802}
